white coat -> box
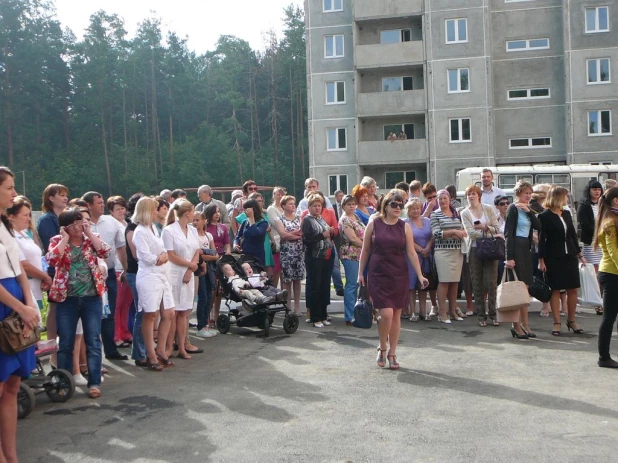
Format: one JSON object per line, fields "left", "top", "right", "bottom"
{"left": 162, "top": 221, "right": 200, "bottom": 310}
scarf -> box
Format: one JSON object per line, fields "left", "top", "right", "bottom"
{"left": 611, "top": 207, "right": 618, "bottom": 216}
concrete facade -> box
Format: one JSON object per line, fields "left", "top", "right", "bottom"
{"left": 305, "top": 0, "right": 618, "bottom": 195}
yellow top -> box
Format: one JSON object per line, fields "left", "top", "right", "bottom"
{"left": 598, "top": 221, "right": 618, "bottom": 275}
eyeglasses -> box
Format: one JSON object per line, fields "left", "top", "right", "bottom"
{"left": 248, "top": 186, "right": 258, "bottom": 191}
{"left": 498, "top": 202, "right": 509, "bottom": 206}
{"left": 389, "top": 201, "right": 404, "bottom": 209}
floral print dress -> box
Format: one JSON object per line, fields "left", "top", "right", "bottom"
{"left": 278, "top": 215, "right": 305, "bottom": 282}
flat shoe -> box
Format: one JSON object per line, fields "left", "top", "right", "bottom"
{"left": 185, "top": 347, "right": 204, "bottom": 354}
{"left": 88, "top": 387, "right": 101, "bottom": 399}
{"left": 322, "top": 320, "right": 332, "bottom": 326}
{"left": 105, "top": 352, "right": 128, "bottom": 361}
{"left": 134, "top": 359, "right": 148, "bottom": 367}
{"left": 177, "top": 353, "right": 192, "bottom": 360}
{"left": 313, "top": 322, "right": 324, "bottom": 328}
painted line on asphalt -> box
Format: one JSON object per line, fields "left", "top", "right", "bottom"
{"left": 102, "top": 361, "right": 137, "bottom": 377}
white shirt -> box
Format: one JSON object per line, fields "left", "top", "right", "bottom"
{"left": 162, "top": 221, "right": 200, "bottom": 309}
{"left": 16, "top": 231, "right": 43, "bottom": 300}
{"left": 0, "top": 222, "right": 22, "bottom": 279}
{"left": 133, "top": 224, "right": 167, "bottom": 279}
{"left": 90, "top": 215, "right": 126, "bottom": 270}
{"left": 481, "top": 185, "right": 505, "bottom": 207}
{"left": 297, "top": 196, "right": 333, "bottom": 215}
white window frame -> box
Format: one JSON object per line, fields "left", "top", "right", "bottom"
{"left": 384, "top": 171, "right": 416, "bottom": 189}
{"left": 447, "top": 68, "right": 470, "bottom": 93}
{"left": 381, "top": 76, "right": 414, "bottom": 92}
{"left": 588, "top": 110, "right": 612, "bottom": 136}
{"left": 383, "top": 123, "right": 415, "bottom": 140}
{"left": 449, "top": 118, "right": 472, "bottom": 143}
{"left": 328, "top": 174, "right": 348, "bottom": 196}
{"left": 505, "top": 0, "right": 534, "bottom": 2}
{"left": 585, "top": 6, "right": 609, "bottom": 33}
{"left": 587, "top": 58, "right": 611, "bottom": 85}
{"left": 507, "top": 88, "right": 551, "bottom": 100}
{"left": 327, "top": 127, "right": 347, "bottom": 151}
{"left": 506, "top": 38, "right": 550, "bottom": 52}
{"left": 508, "top": 137, "right": 553, "bottom": 149}
{"left": 324, "top": 34, "right": 344, "bottom": 58}
{"left": 380, "top": 28, "right": 412, "bottom": 44}
{"left": 323, "top": 0, "right": 343, "bottom": 13}
{"left": 445, "top": 18, "right": 468, "bottom": 44}
{"left": 325, "top": 81, "right": 346, "bottom": 105}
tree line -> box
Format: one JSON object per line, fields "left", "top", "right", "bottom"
{"left": 0, "top": 0, "right": 308, "bottom": 203}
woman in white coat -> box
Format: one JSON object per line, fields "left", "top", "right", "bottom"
{"left": 132, "top": 197, "right": 175, "bottom": 371}
{"left": 162, "top": 199, "right": 200, "bottom": 360}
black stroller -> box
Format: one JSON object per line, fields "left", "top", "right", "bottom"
{"left": 215, "top": 254, "right": 299, "bottom": 337}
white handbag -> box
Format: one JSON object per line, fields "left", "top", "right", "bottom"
{"left": 497, "top": 268, "right": 529, "bottom": 312}
{"left": 577, "top": 263, "right": 603, "bottom": 308}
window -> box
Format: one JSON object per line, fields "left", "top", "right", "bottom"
{"left": 324, "top": 35, "right": 344, "bottom": 58}
{"left": 380, "top": 29, "right": 412, "bottom": 44}
{"left": 382, "top": 76, "right": 413, "bottom": 92}
{"left": 506, "top": 38, "right": 549, "bottom": 51}
{"left": 507, "top": 88, "right": 550, "bottom": 100}
{"left": 327, "top": 127, "right": 347, "bottom": 150}
{"left": 497, "top": 174, "right": 533, "bottom": 189}
{"left": 588, "top": 110, "right": 612, "bottom": 136}
{"left": 449, "top": 118, "right": 471, "bottom": 142}
{"left": 509, "top": 137, "right": 552, "bottom": 149}
{"left": 448, "top": 68, "right": 470, "bottom": 93}
{"left": 446, "top": 19, "right": 468, "bottom": 43}
{"left": 587, "top": 58, "right": 611, "bottom": 84}
{"left": 326, "top": 81, "right": 345, "bottom": 104}
{"left": 323, "top": 0, "right": 343, "bottom": 12}
{"left": 585, "top": 7, "right": 609, "bottom": 33}
{"left": 535, "top": 174, "right": 570, "bottom": 190}
{"left": 328, "top": 174, "right": 348, "bottom": 195}
{"left": 383, "top": 124, "right": 415, "bottom": 140}
{"left": 385, "top": 171, "right": 416, "bottom": 189}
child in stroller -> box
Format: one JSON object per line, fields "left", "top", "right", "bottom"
{"left": 240, "top": 262, "right": 288, "bottom": 301}
{"left": 220, "top": 263, "right": 286, "bottom": 308}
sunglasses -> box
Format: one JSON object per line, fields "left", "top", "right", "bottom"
{"left": 248, "top": 186, "right": 258, "bottom": 191}
{"left": 498, "top": 202, "right": 509, "bottom": 206}
{"left": 389, "top": 201, "right": 404, "bottom": 209}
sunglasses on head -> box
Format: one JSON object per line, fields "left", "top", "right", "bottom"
{"left": 389, "top": 201, "right": 404, "bottom": 209}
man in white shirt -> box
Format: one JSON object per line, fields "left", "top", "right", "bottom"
{"left": 480, "top": 168, "right": 505, "bottom": 207}
{"left": 297, "top": 178, "right": 333, "bottom": 214}
{"left": 195, "top": 184, "right": 230, "bottom": 225}
{"left": 82, "top": 191, "right": 129, "bottom": 361}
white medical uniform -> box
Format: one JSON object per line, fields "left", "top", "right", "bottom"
{"left": 162, "top": 221, "right": 200, "bottom": 311}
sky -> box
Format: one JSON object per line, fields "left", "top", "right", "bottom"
{"left": 53, "top": 0, "right": 304, "bottom": 54}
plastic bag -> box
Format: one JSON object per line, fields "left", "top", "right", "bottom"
{"left": 577, "top": 263, "right": 602, "bottom": 308}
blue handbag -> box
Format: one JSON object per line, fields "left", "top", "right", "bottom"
{"left": 352, "top": 285, "right": 373, "bottom": 329}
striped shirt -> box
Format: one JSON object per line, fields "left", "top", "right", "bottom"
{"left": 430, "top": 209, "right": 464, "bottom": 249}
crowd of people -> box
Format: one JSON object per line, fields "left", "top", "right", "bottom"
{"left": 1, "top": 165, "right": 618, "bottom": 462}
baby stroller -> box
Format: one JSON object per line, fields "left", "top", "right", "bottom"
{"left": 215, "top": 254, "right": 299, "bottom": 338}
{"left": 18, "top": 339, "right": 76, "bottom": 419}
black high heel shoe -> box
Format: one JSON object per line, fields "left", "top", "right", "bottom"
{"left": 552, "top": 322, "right": 561, "bottom": 336}
{"left": 510, "top": 328, "right": 529, "bottom": 340}
{"left": 521, "top": 327, "right": 537, "bottom": 338}
{"left": 566, "top": 320, "right": 583, "bottom": 334}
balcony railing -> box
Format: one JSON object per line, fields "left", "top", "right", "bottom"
{"left": 357, "top": 139, "right": 428, "bottom": 165}
{"left": 355, "top": 41, "right": 424, "bottom": 69}
{"left": 354, "top": 0, "right": 423, "bottom": 21}
{"left": 357, "top": 89, "right": 426, "bottom": 117}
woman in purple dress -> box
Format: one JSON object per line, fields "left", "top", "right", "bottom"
{"left": 358, "top": 190, "right": 428, "bottom": 370}
{"left": 403, "top": 198, "right": 434, "bottom": 321}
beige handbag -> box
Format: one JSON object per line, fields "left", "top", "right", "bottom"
{"left": 497, "top": 268, "right": 529, "bottom": 312}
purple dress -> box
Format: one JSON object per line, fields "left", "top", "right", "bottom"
{"left": 368, "top": 219, "right": 409, "bottom": 309}
{"left": 404, "top": 218, "right": 432, "bottom": 289}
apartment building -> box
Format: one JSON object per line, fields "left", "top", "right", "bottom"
{"left": 305, "top": 0, "right": 617, "bottom": 194}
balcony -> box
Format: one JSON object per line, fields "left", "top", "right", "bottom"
{"left": 354, "top": 0, "right": 423, "bottom": 21}
{"left": 357, "top": 90, "right": 426, "bottom": 117}
{"left": 358, "top": 139, "right": 428, "bottom": 165}
{"left": 355, "top": 41, "right": 424, "bottom": 70}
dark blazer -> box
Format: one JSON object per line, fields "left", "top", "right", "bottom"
{"left": 576, "top": 200, "right": 595, "bottom": 245}
{"left": 504, "top": 205, "right": 542, "bottom": 260}
{"left": 538, "top": 209, "right": 580, "bottom": 259}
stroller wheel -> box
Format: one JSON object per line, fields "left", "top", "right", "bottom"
{"left": 283, "top": 313, "right": 299, "bottom": 334}
{"left": 45, "top": 369, "right": 75, "bottom": 403}
{"left": 263, "top": 315, "right": 270, "bottom": 338}
{"left": 17, "top": 383, "right": 35, "bottom": 419}
{"left": 217, "top": 314, "right": 231, "bottom": 334}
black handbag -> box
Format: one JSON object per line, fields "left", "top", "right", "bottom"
{"left": 352, "top": 285, "right": 373, "bottom": 329}
{"left": 529, "top": 272, "right": 552, "bottom": 303}
{"left": 416, "top": 254, "right": 438, "bottom": 292}
{"left": 476, "top": 231, "right": 505, "bottom": 261}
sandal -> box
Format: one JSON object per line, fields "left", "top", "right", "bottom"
{"left": 376, "top": 348, "right": 386, "bottom": 368}
{"left": 539, "top": 310, "right": 550, "bottom": 318}
{"left": 552, "top": 322, "right": 561, "bottom": 336}
{"left": 409, "top": 314, "right": 419, "bottom": 322}
{"left": 478, "top": 320, "right": 487, "bottom": 327}
{"left": 491, "top": 319, "right": 500, "bottom": 327}
{"left": 157, "top": 353, "right": 175, "bottom": 367}
{"left": 387, "top": 352, "right": 400, "bottom": 370}
{"left": 595, "top": 307, "right": 604, "bottom": 316}
{"left": 455, "top": 309, "right": 467, "bottom": 319}
{"left": 177, "top": 352, "right": 192, "bottom": 360}
{"left": 88, "top": 387, "right": 101, "bottom": 399}
{"left": 146, "top": 359, "right": 163, "bottom": 371}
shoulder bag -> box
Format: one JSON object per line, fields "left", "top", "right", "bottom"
{"left": 496, "top": 268, "right": 529, "bottom": 312}
{"left": 352, "top": 285, "right": 373, "bottom": 329}
{"left": 476, "top": 230, "right": 505, "bottom": 261}
{"left": 529, "top": 272, "right": 552, "bottom": 303}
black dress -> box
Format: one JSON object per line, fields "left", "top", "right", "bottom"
{"left": 538, "top": 209, "right": 581, "bottom": 290}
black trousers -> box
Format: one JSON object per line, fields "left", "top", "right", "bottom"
{"left": 598, "top": 272, "right": 618, "bottom": 361}
{"left": 305, "top": 254, "right": 331, "bottom": 323}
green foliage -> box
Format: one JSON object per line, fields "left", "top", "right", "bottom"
{"left": 0, "top": 1, "right": 308, "bottom": 202}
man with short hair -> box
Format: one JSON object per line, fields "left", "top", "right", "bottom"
{"left": 409, "top": 180, "right": 422, "bottom": 199}
{"left": 394, "top": 181, "right": 410, "bottom": 203}
{"left": 159, "top": 189, "right": 172, "bottom": 203}
{"left": 334, "top": 190, "right": 345, "bottom": 221}
{"left": 195, "top": 185, "right": 230, "bottom": 224}
{"left": 603, "top": 178, "right": 617, "bottom": 190}
{"left": 480, "top": 168, "right": 505, "bottom": 206}
{"left": 171, "top": 189, "right": 187, "bottom": 202}
{"left": 297, "top": 178, "right": 333, "bottom": 214}
{"left": 82, "top": 191, "right": 129, "bottom": 361}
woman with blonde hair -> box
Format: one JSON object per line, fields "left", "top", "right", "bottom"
{"left": 132, "top": 197, "right": 174, "bottom": 370}
{"left": 593, "top": 187, "right": 618, "bottom": 367}
{"left": 360, "top": 176, "right": 379, "bottom": 210}
{"left": 267, "top": 186, "right": 286, "bottom": 286}
{"left": 539, "top": 186, "right": 585, "bottom": 336}
{"left": 163, "top": 199, "right": 200, "bottom": 360}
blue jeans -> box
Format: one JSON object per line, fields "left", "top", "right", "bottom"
{"left": 101, "top": 273, "right": 119, "bottom": 356}
{"left": 56, "top": 295, "right": 102, "bottom": 388}
{"left": 331, "top": 246, "right": 344, "bottom": 292}
{"left": 341, "top": 259, "right": 359, "bottom": 321}
{"left": 126, "top": 273, "right": 146, "bottom": 361}
{"left": 197, "top": 274, "right": 213, "bottom": 330}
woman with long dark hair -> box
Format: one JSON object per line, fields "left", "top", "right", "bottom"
{"left": 233, "top": 199, "right": 270, "bottom": 265}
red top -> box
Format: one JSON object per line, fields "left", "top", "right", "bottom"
{"left": 300, "top": 207, "right": 339, "bottom": 237}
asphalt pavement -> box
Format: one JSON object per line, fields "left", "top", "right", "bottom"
{"left": 17, "top": 307, "right": 618, "bottom": 463}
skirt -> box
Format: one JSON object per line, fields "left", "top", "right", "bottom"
{"left": 0, "top": 277, "right": 37, "bottom": 382}
{"left": 512, "top": 237, "right": 534, "bottom": 287}
{"left": 545, "top": 255, "right": 580, "bottom": 290}
{"left": 582, "top": 245, "right": 603, "bottom": 265}
{"left": 434, "top": 249, "right": 464, "bottom": 283}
